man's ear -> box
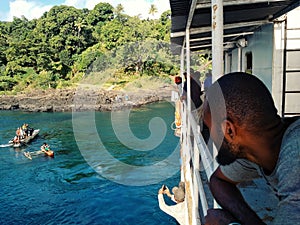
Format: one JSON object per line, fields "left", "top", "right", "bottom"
{"left": 221, "top": 119, "right": 236, "bottom": 142}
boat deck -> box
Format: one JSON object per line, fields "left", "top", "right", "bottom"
{"left": 239, "top": 179, "right": 279, "bottom": 224}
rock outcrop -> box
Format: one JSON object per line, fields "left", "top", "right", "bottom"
{"left": 0, "top": 86, "right": 175, "bottom": 112}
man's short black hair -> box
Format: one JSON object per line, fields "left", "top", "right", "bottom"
{"left": 206, "top": 72, "right": 279, "bottom": 131}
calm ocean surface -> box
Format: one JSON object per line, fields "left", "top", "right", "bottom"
{"left": 0, "top": 102, "right": 181, "bottom": 225}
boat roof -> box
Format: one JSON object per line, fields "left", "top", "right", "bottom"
{"left": 169, "top": 0, "right": 300, "bottom": 53}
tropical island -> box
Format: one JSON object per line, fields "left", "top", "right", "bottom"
{"left": 0, "top": 2, "right": 210, "bottom": 111}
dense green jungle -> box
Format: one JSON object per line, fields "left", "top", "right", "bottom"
{"left": 0, "top": 2, "right": 211, "bottom": 94}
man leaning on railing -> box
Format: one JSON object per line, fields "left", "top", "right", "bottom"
{"left": 203, "top": 72, "right": 300, "bottom": 225}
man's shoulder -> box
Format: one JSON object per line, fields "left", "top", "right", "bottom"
{"left": 280, "top": 117, "right": 300, "bottom": 155}
{"left": 282, "top": 117, "right": 300, "bottom": 139}
{"left": 278, "top": 117, "right": 300, "bottom": 166}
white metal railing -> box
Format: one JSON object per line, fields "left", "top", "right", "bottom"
{"left": 179, "top": 100, "right": 217, "bottom": 225}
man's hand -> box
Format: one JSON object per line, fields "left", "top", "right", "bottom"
{"left": 158, "top": 185, "right": 165, "bottom": 194}
{"left": 164, "top": 186, "right": 173, "bottom": 197}
{"left": 158, "top": 185, "right": 172, "bottom": 196}
{"left": 209, "top": 167, "right": 265, "bottom": 225}
{"left": 205, "top": 208, "right": 236, "bottom": 225}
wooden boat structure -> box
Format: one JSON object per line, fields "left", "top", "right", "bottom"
{"left": 8, "top": 129, "right": 40, "bottom": 148}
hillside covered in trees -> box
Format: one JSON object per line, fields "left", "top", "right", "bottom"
{"left": 0, "top": 2, "right": 183, "bottom": 93}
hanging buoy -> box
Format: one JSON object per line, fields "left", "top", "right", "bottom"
{"left": 175, "top": 111, "right": 182, "bottom": 128}
{"left": 171, "top": 100, "right": 182, "bottom": 137}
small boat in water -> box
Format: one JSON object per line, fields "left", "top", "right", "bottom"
{"left": 9, "top": 129, "right": 40, "bottom": 148}
{"left": 44, "top": 149, "right": 54, "bottom": 157}
{"left": 24, "top": 149, "right": 54, "bottom": 160}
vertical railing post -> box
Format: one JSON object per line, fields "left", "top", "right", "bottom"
{"left": 180, "top": 46, "right": 185, "bottom": 182}
{"left": 211, "top": 0, "right": 224, "bottom": 209}
{"left": 211, "top": 0, "right": 224, "bottom": 171}
{"left": 181, "top": 46, "right": 185, "bottom": 94}
{"left": 224, "top": 52, "right": 229, "bottom": 74}
{"left": 186, "top": 27, "right": 193, "bottom": 225}
{"left": 211, "top": 0, "right": 224, "bottom": 82}
{"left": 182, "top": 103, "right": 187, "bottom": 175}
{"left": 282, "top": 18, "right": 288, "bottom": 117}
{"left": 193, "top": 125, "right": 200, "bottom": 223}
{"left": 237, "top": 46, "right": 242, "bottom": 72}
{"left": 186, "top": 29, "right": 191, "bottom": 118}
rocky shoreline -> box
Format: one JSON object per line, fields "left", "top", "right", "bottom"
{"left": 0, "top": 85, "right": 176, "bottom": 112}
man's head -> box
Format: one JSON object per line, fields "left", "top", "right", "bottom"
{"left": 183, "top": 68, "right": 195, "bottom": 78}
{"left": 206, "top": 70, "right": 212, "bottom": 77}
{"left": 203, "top": 72, "right": 280, "bottom": 165}
{"left": 172, "top": 182, "right": 185, "bottom": 203}
{"left": 178, "top": 181, "right": 185, "bottom": 191}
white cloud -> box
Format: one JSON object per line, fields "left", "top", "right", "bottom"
{"left": 153, "top": 0, "right": 170, "bottom": 17}
{"left": 84, "top": 0, "right": 103, "bottom": 10}
{"left": 3, "top": 0, "right": 170, "bottom": 21}
{"left": 63, "top": 0, "right": 85, "bottom": 9}
{"left": 6, "top": 0, "right": 52, "bottom": 21}
{"left": 116, "top": 0, "right": 151, "bottom": 18}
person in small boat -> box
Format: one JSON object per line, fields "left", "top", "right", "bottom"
{"left": 22, "top": 124, "right": 28, "bottom": 136}
{"left": 41, "top": 143, "right": 50, "bottom": 152}
{"left": 16, "top": 127, "right": 21, "bottom": 139}
{"left": 28, "top": 126, "right": 34, "bottom": 136}
{"left": 12, "top": 136, "right": 20, "bottom": 144}
{"left": 203, "top": 72, "right": 300, "bottom": 225}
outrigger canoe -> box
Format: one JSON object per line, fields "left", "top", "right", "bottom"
{"left": 24, "top": 149, "right": 54, "bottom": 160}
{"left": 9, "top": 129, "right": 40, "bottom": 148}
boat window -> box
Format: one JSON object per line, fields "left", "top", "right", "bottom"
{"left": 245, "top": 52, "right": 252, "bottom": 74}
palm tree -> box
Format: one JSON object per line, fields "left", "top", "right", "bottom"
{"left": 74, "top": 18, "right": 86, "bottom": 37}
{"left": 149, "top": 4, "right": 158, "bottom": 18}
{"left": 115, "top": 3, "right": 124, "bottom": 16}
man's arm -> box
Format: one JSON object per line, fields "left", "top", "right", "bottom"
{"left": 208, "top": 167, "right": 265, "bottom": 225}
{"left": 158, "top": 186, "right": 175, "bottom": 217}
{"left": 158, "top": 194, "right": 171, "bottom": 214}
{"left": 158, "top": 193, "right": 178, "bottom": 219}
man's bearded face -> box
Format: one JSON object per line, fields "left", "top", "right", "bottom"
{"left": 216, "top": 135, "right": 243, "bottom": 165}
{"left": 216, "top": 137, "right": 238, "bottom": 165}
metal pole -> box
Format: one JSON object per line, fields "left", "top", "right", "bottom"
{"left": 211, "top": 0, "right": 223, "bottom": 210}
{"left": 181, "top": 47, "right": 185, "bottom": 76}
{"left": 186, "top": 29, "right": 191, "bottom": 113}
{"left": 185, "top": 27, "right": 194, "bottom": 225}
{"left": 181, "top": 46, "right": 185, "bottom": 94}
{"left": 211, "top": 0, "right": 224, "bottom": 82}
{"left": 180, "top": 46, "right": 185, "bottom": 183}
{"left": 237, "top": 46, "right": 242, "bottom": 72}
{"left": 282, "top": 18, "right": 288, "bottom": 117}
{"left": 224, "top": 52, "right": 229, "bottom": 74}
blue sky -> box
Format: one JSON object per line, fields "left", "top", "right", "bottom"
{"left": 0, "top": 0, "right": 170, "bottom": 21}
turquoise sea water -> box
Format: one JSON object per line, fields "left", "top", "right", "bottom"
{"left": 0, "top": 102, "right": 181, "bottom": 225}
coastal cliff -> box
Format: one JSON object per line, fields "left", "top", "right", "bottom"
{"left": 0, "top": 85, "right": 175, "bottom": 112}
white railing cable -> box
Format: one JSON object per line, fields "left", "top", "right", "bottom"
{"left": 188, "top": 111, "right": 215, "bottom": 178}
